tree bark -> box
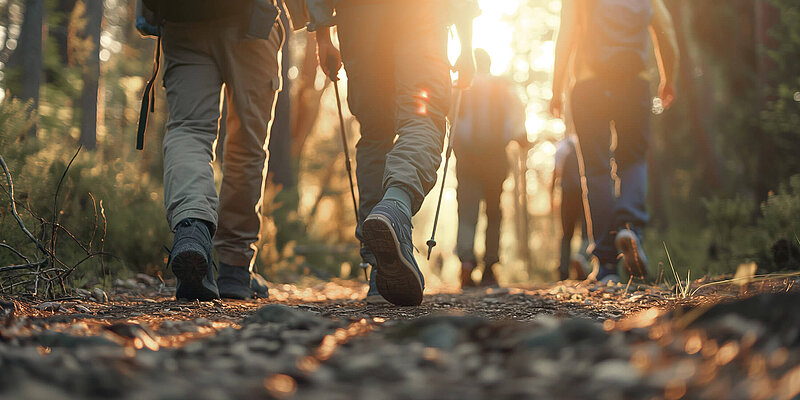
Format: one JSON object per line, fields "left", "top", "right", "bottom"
{"left": 77, "top": 0, "right": 103, "bottom": 150}
{"left": 754, "top": 0, "right": 778, "bottom": 201}
{"left": 8, "top": 0, "right": 45, "bottom": 138}
{"left": 674, "top": 0, "right": 720, "bottom": 191}
{"left": 267, "top": 4, "right": 294, "bottom": 189}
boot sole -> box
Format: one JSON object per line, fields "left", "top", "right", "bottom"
{"left": 172, "top": 250, "right": 219, "bottom": 301}
{"left": 362, "top": 215, "right": 423, "bottom": 306}
{"left": 615, "top": 233, "right": 648, "bottom": 279}
{"left": 365, "top": 294, "right": 390, "bottom": 305}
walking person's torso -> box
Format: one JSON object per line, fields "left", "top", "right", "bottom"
{"left": 573, "top": 0, "right": 653, "bottom": 83}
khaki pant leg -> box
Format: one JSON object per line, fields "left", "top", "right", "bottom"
{"left": 482, "top": 172, "right": 503, "bottom": 266}
{"left": 161, "top": 24, "right": 224, "bottom": 231}
{"left": 212, "top": 22, "right": 283, "bottom": 268}
{"left": 386, "top": 6, "right": 451, "bottom": 214}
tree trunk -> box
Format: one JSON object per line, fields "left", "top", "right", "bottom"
{"left": 267, "top": 5, "right": 294, "bottom": 189}
{"left": 77, "top": 0, "right": 103, "bottom": 150}
{"left": 754, "top": 0, "right": 778, "bottom": 201}
{"left": 52, "top": 0, "right": 76, "bottom": 66}
{"left": 290, "top": 32, "right": 330, "bottom": 158}
{"left": 8, "top": 0, "right": 45, "bottom": 138}
{"left": 267, "top": 4, "right": 302, "bottom": 252}
{"left": 673, "top": 0, "right": 720, "bottom": 191}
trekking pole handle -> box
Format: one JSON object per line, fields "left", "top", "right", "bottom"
{"left": 325, "top": 54, "right": 341, "bottom": 82}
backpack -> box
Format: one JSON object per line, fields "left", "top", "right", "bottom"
{"left": 455, "top": 76, "right": 513, "bottom": 155}
{"left": 583, "top": 0, "right": 652, "bottom": 78}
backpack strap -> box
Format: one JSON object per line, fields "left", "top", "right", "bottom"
{"left": 136, "top": 33, "right": 161, "bottom": 150}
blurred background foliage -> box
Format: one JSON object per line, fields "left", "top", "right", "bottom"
{"left": 0, "top": 0, "right": 798, "bottom": 294}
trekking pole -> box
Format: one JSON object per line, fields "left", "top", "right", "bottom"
{"left": 426, "top": 86, "right": 465, "bottom": 260}
{"left": 326, "top": 56, "right": 368, "bottom": 280}
{"left": 327, "top": 55, "right": 360, "bottom": 225}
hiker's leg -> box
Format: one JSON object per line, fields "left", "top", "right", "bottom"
{"left": 337, "top": 4, "right": 395, "bottom": 239}
{"left": 455, "top": 159, "right": 480, "bottom": 263}
{"left": 483, "top": 172, "right": 503, "bottom": 267}
{"left": 611, "top": 78, "right": 650, "bottom": 234}
{"left": 212, "top": 21, "right": 283, "bottom": 268}
{"left": 161, "top": 24, "right": 223, "bottom": 231}
{"left": 385, "top": 5, "right": 451, "bottom": 214}
{"left": 559, "top": 189, "right": 581, "bottom": 279}
{"left": 571, "top": 79, "right": 616, "bottom": 265}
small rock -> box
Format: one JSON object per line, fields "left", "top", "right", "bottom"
{"left": 135, "top": 273, "right": 157, "bottom": 286}
{"left": 75, "top": 288, "right": 91, "bottom": 298}
{"left": 74, "top": 304, "right": 91, "bottom": 313}
{"left": 37, "top": 332, "right": 119, "bottom": 348}
{"left": 420, "top": 322, "right": 462, "bottom": 349}
{"left": 244, "top": 304, "right": 326, "bottom": 328}
{"left": 592, "top": 360, "right": 641, "bottom": 388}
{"left": 114, "top": 278, "right": 140, "bottom": 290}
{"left": 105, "top": 322, "right": 159, "bottom": 350}
{"left": 36, "top": 302, "right": 61, "bottom": 312}
{"left": 1, "top": 300, "right": 16, "bottom": 318}
{"left": 92, "top": 288, "right": 108, "bottom": 303}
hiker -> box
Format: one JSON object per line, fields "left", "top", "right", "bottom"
{"left": 550, "top": 0, "right": 678, "bottom": 283}
{"left": 453, "top": 49, "right": 527, "bottom": 289}
{"left": 552, "top": 135, "right": 589, "bottom": 281}
{"left": 306, "top": 0, "right": 479, "bottom": 305}
{"left": 137, "top": 0, "right": 286, "bottom": 300}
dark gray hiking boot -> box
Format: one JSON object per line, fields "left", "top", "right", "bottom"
{"left": 595, "top": 263, "right": 620, "bottom": 284}
{"left": 361, "top": 246, "right": 389, "bottom": 304}
{"left": 169, "top": 218, "right": 219, "bottom": 301}
{"left": 615, "top": 228, "right": 648, "bottom": 279}
{"left": 480, "top": 263, "right": 499, "bottom": 288}
{"left": 362, "top": 199, "right": 424, "bottom": 306}
{"left": 217, "top": 263, "right": 269, "bottom": 300}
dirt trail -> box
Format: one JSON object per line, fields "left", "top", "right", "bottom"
{"left": 1, "top": 277, "right": 799, "bottom": 399}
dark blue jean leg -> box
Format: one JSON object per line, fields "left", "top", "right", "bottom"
{"left": 571, "top": 80, "right": 617, "bottom": 265}
{"left": 611, "top": 79, "right": 650, "bottom": 233}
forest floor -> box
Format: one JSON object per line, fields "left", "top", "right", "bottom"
{"left": 1, "top": 275, "right": 799, "bottom": 400}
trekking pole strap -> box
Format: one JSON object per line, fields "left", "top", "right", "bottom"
{"left": 136, "top": 33, "right": 162, "bottom": 150}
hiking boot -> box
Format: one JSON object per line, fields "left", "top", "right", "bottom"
{"left": 365, "top": 264, "right": 390, "bottom": 304}
{"left": 362, "top": 199, "right": 424, "bottom": 306}
{"left": 596, "top": 263, "right": 620, "bottom": 284}
{"left": 570, "top": 254, "right": 590, "bottom": 280}
{"left": 217, "top": 262, "right": 269, "bottom": 300}
{"left": 169, "top": 218, "right": 219, "bottom": 301}
{"left": 480, "top": 263, "right": 499, "bottom": 287}
{"left": 361, "top": 246, "right": 388, "bottom": 304}
{"left": 460, "top": 260, "right": 477, "bottom": 289}
{"left": 615, "top": 228, "right": 648, "bottom": 279}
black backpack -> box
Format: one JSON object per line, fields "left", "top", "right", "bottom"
{"left": 142, "top": 0, "right": 253, "bottom": 24}
{"left": 583, "top": 0, "right": 653, "bottom": 78}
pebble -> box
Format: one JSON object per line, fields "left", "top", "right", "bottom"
{"left": 91, "top": 288, "right": 108, "bottom": 303}
{"left": 135, "top": 273, "right": 158, "bottom": 286}
{"left": 36, "top": 302, "right": 60, "bottom": 312}
{"left": 0, "top": 290, "right": 794, "bottom": 400}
